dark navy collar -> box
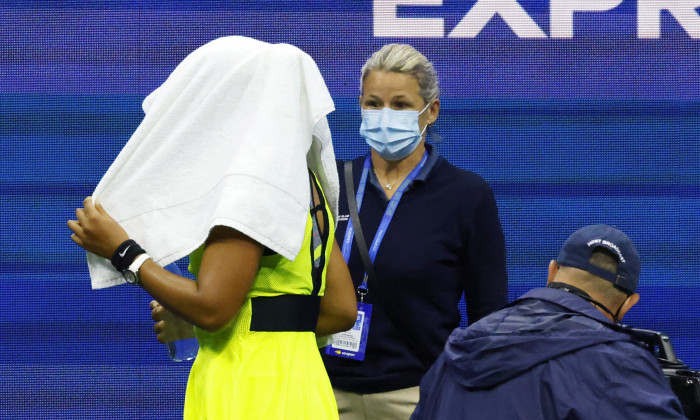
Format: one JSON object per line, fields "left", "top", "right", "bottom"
{"left": 367, "top": 143, "right": 440, "bottom": 194}
{"left": 415, "top": 142, "right": 440, "bottom": 182}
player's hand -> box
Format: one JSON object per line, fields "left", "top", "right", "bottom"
{"left": 67, "top": 196, "right": 129, "bottom": 258}
{"left": 151, "top": 300, "right": 195, "bottom": 343}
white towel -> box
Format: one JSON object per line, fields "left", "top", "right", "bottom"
{"left": 87, "top": 36, "right": 339, "bottom": 289}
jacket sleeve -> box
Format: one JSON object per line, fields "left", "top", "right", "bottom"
{"left": 605, "top": 347, "right": 687, "bottom": 419}
{"left": 463, "top": 181, "right": 508, "bottom": 324}
{"left": 555, "top": 343, "right": 687, "bottom": 419}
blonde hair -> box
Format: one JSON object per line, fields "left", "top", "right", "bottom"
{"left": 361, "top": 44, "right": 440, "bottom": 103}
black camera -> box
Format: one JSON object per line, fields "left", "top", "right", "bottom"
{"left": 629, "top": 328, "right": 700, "bottom": 419}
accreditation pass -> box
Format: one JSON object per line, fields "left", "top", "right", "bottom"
{"left": 325, "top": 302, "right": 372, "bottom": 361}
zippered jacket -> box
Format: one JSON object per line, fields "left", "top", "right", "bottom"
{"left": 412, "top": 287, "right": 686, "bottom": 419}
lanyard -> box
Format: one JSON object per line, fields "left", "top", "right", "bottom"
{"left": 341, "top": 150, "right": 429, "bottom": 293}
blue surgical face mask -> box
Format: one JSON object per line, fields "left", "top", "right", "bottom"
{"left": 360, "top": 102, "right": 430, "bottom": 161}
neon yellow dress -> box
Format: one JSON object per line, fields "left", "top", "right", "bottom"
{"left": 183, "top": 176, "right": 338, "bottom": 420}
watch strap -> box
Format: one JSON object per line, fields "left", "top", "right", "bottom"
{"left": 127, "top": 253, "right": 151, "bottom": 284}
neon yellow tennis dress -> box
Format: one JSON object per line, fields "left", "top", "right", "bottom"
{"left": 183, "top": 174, "right": 338, "bottom": 419}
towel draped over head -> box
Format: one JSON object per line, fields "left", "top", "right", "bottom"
{"left": 87, "top": 36, "right": 339, "bottom": 289}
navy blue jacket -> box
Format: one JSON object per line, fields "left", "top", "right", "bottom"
{"left": 323, "top": 145, "right": 508, "bottom": 393}
{"left": 412, "top": 287, "right": 686, "bottom": 419}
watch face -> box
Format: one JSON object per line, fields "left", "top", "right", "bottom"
{"left": 123, "top": 270, "right": 138, "bottom": 284}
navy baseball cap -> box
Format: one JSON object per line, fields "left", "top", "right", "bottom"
{"left": 556, "top": 224, "right": 640, "bottom": 294}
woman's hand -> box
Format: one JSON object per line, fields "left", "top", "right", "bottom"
{"left": 151, "top": 300, "right": 195, "bottom": 343}
{"left": 67, "top": 196, "right": 129, "bottom": 259}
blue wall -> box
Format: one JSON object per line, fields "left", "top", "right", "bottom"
{"left": 1, "top": 1, "right": 698, "bottom": 418}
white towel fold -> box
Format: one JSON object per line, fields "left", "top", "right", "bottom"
{"left": 87, "top": 36, "right": 338, "bottom": 289}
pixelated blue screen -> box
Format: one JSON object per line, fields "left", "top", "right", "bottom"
{"left": 1, "top": 1, "right": 698, "bottom": 418}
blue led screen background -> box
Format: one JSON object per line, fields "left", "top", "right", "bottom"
{"left": 1, "top": 1, "right": 698, "bottom": 418}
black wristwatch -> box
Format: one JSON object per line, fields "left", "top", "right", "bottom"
{"left": 122, "top": 253, "right": 151, "bottom": 285}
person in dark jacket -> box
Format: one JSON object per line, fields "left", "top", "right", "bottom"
{"left": 412, "top": 224, "right": 686, "bottom": 420}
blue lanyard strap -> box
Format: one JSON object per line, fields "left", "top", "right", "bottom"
{"left": 342, "top": 150, "right": 429, "bottom": 291}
